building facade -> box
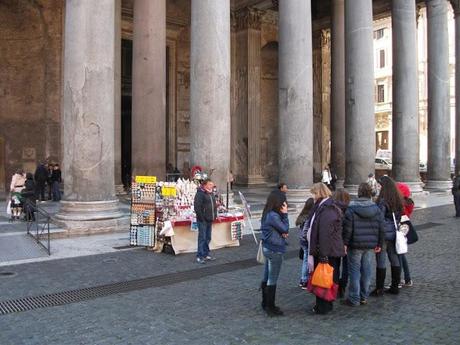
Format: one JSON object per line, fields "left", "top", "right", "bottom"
{"left": 0, "top": 0, "right": 459, "bottom": 229}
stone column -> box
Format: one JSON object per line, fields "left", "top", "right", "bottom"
{"left": 233, "top": 8, "right": 264, "bottom": 185}
{"left": 190, "top": 0, "right": 231, "bottom": 190}
{"left": 452, "top": 0, "right": 460, "bottom": 176}
{"left": 344, "top": 0, "right": 375, "bottom": 193}
{"left": 330, "top": 0, "right": 345, "bottom": 188}
{"left": 392, "top": 0, "right": 423, "bottom": 193}
{"left": 278, "top": 0, "right": 313, "bottom": 196}
{"left": 56, "top": 0, "right": 124, "bottom": 230}
{"left": 425, "top": 0, "right": 452, "bottom": 190}
{"left": 131, "top": 0, "right": 166, "bottom": 179}
{"left": 114, "top": 0, "right": 124, "bottom": 193}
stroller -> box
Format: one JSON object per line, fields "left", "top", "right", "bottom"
{"left": 9, "top": 191, "right": 24, "bottom": 221}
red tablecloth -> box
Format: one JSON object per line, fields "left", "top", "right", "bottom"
{"left": 172, "top": 215, "right": 244, "bottom": 227}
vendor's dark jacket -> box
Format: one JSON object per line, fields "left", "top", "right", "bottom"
{"left": 343, "top": 198, "right": 385, "bottom": 250}
{"left": 194, "top": 187, "right": 217, "bottom": 223}
{"left": 261, "top": 211, "right": 289, "bottom": 253}
{"left": 309, "top": 198, "right": 345, "bottom": 258}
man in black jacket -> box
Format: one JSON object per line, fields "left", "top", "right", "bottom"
{"left": 342, "top": 183, "right": 385, "bottom": 306}
{"left": 34, "top": 162, "right": 48, "bottom": 202}
{"left": 452, "top": 175, "right": 460, "bottom": 217}
{"left": 194, "top": 179, "right": 218, "bottom": 264}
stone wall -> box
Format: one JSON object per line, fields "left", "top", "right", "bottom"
{"left": 0, "top": 0, "right": 63, "bottom": 193}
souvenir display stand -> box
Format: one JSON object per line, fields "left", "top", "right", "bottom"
{"left": 130, "top": 176, "right": 245, "bottom": 255}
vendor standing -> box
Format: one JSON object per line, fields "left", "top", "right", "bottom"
{"left": 194, "top": 178, "right": 218, "bottom": 264}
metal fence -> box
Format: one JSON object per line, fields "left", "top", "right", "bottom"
{"left": 24, "top": 200, "right": 51, "bottom": 255}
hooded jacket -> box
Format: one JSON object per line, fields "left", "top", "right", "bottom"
{"left": 194, "top": 187, "right": 217, "bottom": 223}
{"left": 343, "top": 198, "right": 385, "bottom": 250}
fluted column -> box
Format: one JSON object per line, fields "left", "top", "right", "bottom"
{"left": 425, "top": 0, "right": 452, "bottom": 190}
{"left": 190, "top": 0, "right": 231, "bottom": 189}
{"left": 330, "top": 0, "right": 345, "bottom": 188}
{"left": 56, "top": 0, "right": 123, "bottom": 229}
{"left": 132, "top": 0, "right": 166, "bottom": 179}
{"left": 344, "top": 0, "right": 375, "bottom": 193}
{"left": 452, "top": 0, "right": 460, "bottom": 176}
{"left": 392, "top": 0, "right": 423, "bottom": 192}
{"left": 278, "top": 0, "right": 313, "bottom": 195}
{"left": 114, "top": 0, "right": 124, "bottom": 193}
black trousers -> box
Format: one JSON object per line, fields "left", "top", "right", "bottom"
{"left": 454, "top": 194, "right": 460, "bottom": 217}
{"left": 314, "top": 256, "right": 341, "bottom": 315}
{"left": 35, "top": 181, "right": 46, "bottom": 201}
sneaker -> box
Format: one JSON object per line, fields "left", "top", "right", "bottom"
{"left": 300, "top": 282, "right": 308, "bottom": 290}
{"left": 404, "top": 280, "right": 413, "bottom": 287}
{"left": 196, "top": 257, "right": 206, "bottom": 264}
{"left": 360, "top": 299, "right": 368, "bottom": 305}
{"left": 204, "top": 256, "right": 216, "bottom": 261}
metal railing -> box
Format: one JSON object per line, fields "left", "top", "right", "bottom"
{"left": 24, "top": 200, "right": 51, "bottom": 255}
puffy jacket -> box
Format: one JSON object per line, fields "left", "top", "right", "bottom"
{"left": 309, "top": 198, "right": 345, "bottom": 258}
{"left": 194, "top": 187, "right": 217, "bottom": 223}
{"left": 261, "top": 211, "right": 289, "bottom": 253}
{"left": 343, "top": 198, "right": 385, "bottom": 250}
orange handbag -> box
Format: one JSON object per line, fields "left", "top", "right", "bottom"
{"left": 311, "top": 263, "right": 334, "bottom": 289}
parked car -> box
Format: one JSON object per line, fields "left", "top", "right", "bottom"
{"left": 375, "top": 157, "right": 392, "bottom": 170}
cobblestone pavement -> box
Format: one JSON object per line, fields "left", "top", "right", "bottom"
{"left": 0, "top": 204, "right": 459, "bottom": 345}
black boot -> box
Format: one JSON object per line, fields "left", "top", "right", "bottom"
{"left": 266, "top": 285, "right": 284, "bottom": 316}
{"left": 370, "top": 268, "right": 386, "bottom": 297}
{"left": 260, "top": 282, "right": 267, "bottom": 310}
{"left": 386, "top": 266, "right": 401, "bottom": 295}
{"left": 338, "top": 279, "right": 347, "bottom": 299}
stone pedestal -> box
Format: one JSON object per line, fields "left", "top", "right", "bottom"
{"left": 344, "top": 0, "right": 375, "bottom": 191}
{"left": 56, "top": 0, "right": 124, "bottom": 231}
{"left": 278, "top": 0, "right": 313, "bottom": 189}
{"left": 426, "top": 0, "right": 452, "bottom": 190}
{"left": 132, "top": 0, "right": 166, "bottom": 179}
{"left": 392, "top": 0, "right": 423, "bottom": 192}
{"left": 190, "top": 0, "right": 231, "bottom": 190}
{"left": 330, "top": 0, "right": 346, "bottom": 186}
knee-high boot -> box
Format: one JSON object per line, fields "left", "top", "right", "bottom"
{"left": 386, "top": 266, "right": 401, "bottom": 295}
{"left": 260, "top": 282, "right": 267, "bottom": 310}
{"left": 266, "top": 285, "right": 283, "bottom": 317}
{"left": 370, "top": 268, "right": 386, "bottom": 297}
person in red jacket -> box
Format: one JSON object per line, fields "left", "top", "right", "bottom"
{"left": 396, "top": 182, "right": 414, "bottom": 287}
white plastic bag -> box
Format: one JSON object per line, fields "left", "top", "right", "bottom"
{"left": 256, "top": 241, "right": 265, "bottom": 264}
{"left": 396, "top": 230, "right": 408, "bottom": 254}
{"left": 6, "top": 200, "right": 11, "bottom": 215}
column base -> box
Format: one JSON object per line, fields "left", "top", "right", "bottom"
{"left": 247, "top": 174, "right": 266, "bottom": 186}
{"left": 286, "top": 189, "right": 313, "bottom": 204}
{"left": 335, "top": 179, "right": 345, "bottom": 189}
{"left": 115, "top": 184, "right": 126, "bottom": 195}
{"left": 343, "top": 184, "right": 359, "bottom": 195}
{"left": 53, "top": 200, "right": 129, "bottom": 235}
{"left": 424, "top": 180, "right": 453, "bottom": 192}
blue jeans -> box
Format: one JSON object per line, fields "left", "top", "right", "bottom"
{"left": 376, "top": 240, "right": 400, "bottom": 268}
{"left": 262, "top": 247, "right": 283, "bottom": 286}
{"left": 347, "top": 249, "right": 373, "bottom": 305}
{"left": 52, "top": 181, "right": 61, "bottom": 201}
{"left": 197, "top": 221, "right": 212, "bottom": 258}
{"left": 399, "top": 254, "right": 411, "bottom": 282}
{"left": 300, "top": 244, "right": 309, "bottom": 283}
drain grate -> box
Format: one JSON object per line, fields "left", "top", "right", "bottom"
{"left": 0, "top": 272, "right": 16, "bottom": 277}
{"left": 0, "top": 250, "right": 297, "bottom": 316}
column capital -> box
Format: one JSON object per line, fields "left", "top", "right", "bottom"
{"left": 232, "top": 7, "right": 263, "bottom": 31}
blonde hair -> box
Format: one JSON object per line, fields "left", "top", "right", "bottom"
{"left": 310, "top": 182, "right": 332, "bottom": 199}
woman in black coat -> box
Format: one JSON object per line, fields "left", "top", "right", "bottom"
{"left": 308, "top": 183, "right": 345, "bottom": 315}
{"left": 21, "top": 173, "right": 36, "bottom": 221}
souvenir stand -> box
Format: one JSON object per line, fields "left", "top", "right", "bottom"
{"left": 130, "top": 176, "right": 245, "bottom": 255}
